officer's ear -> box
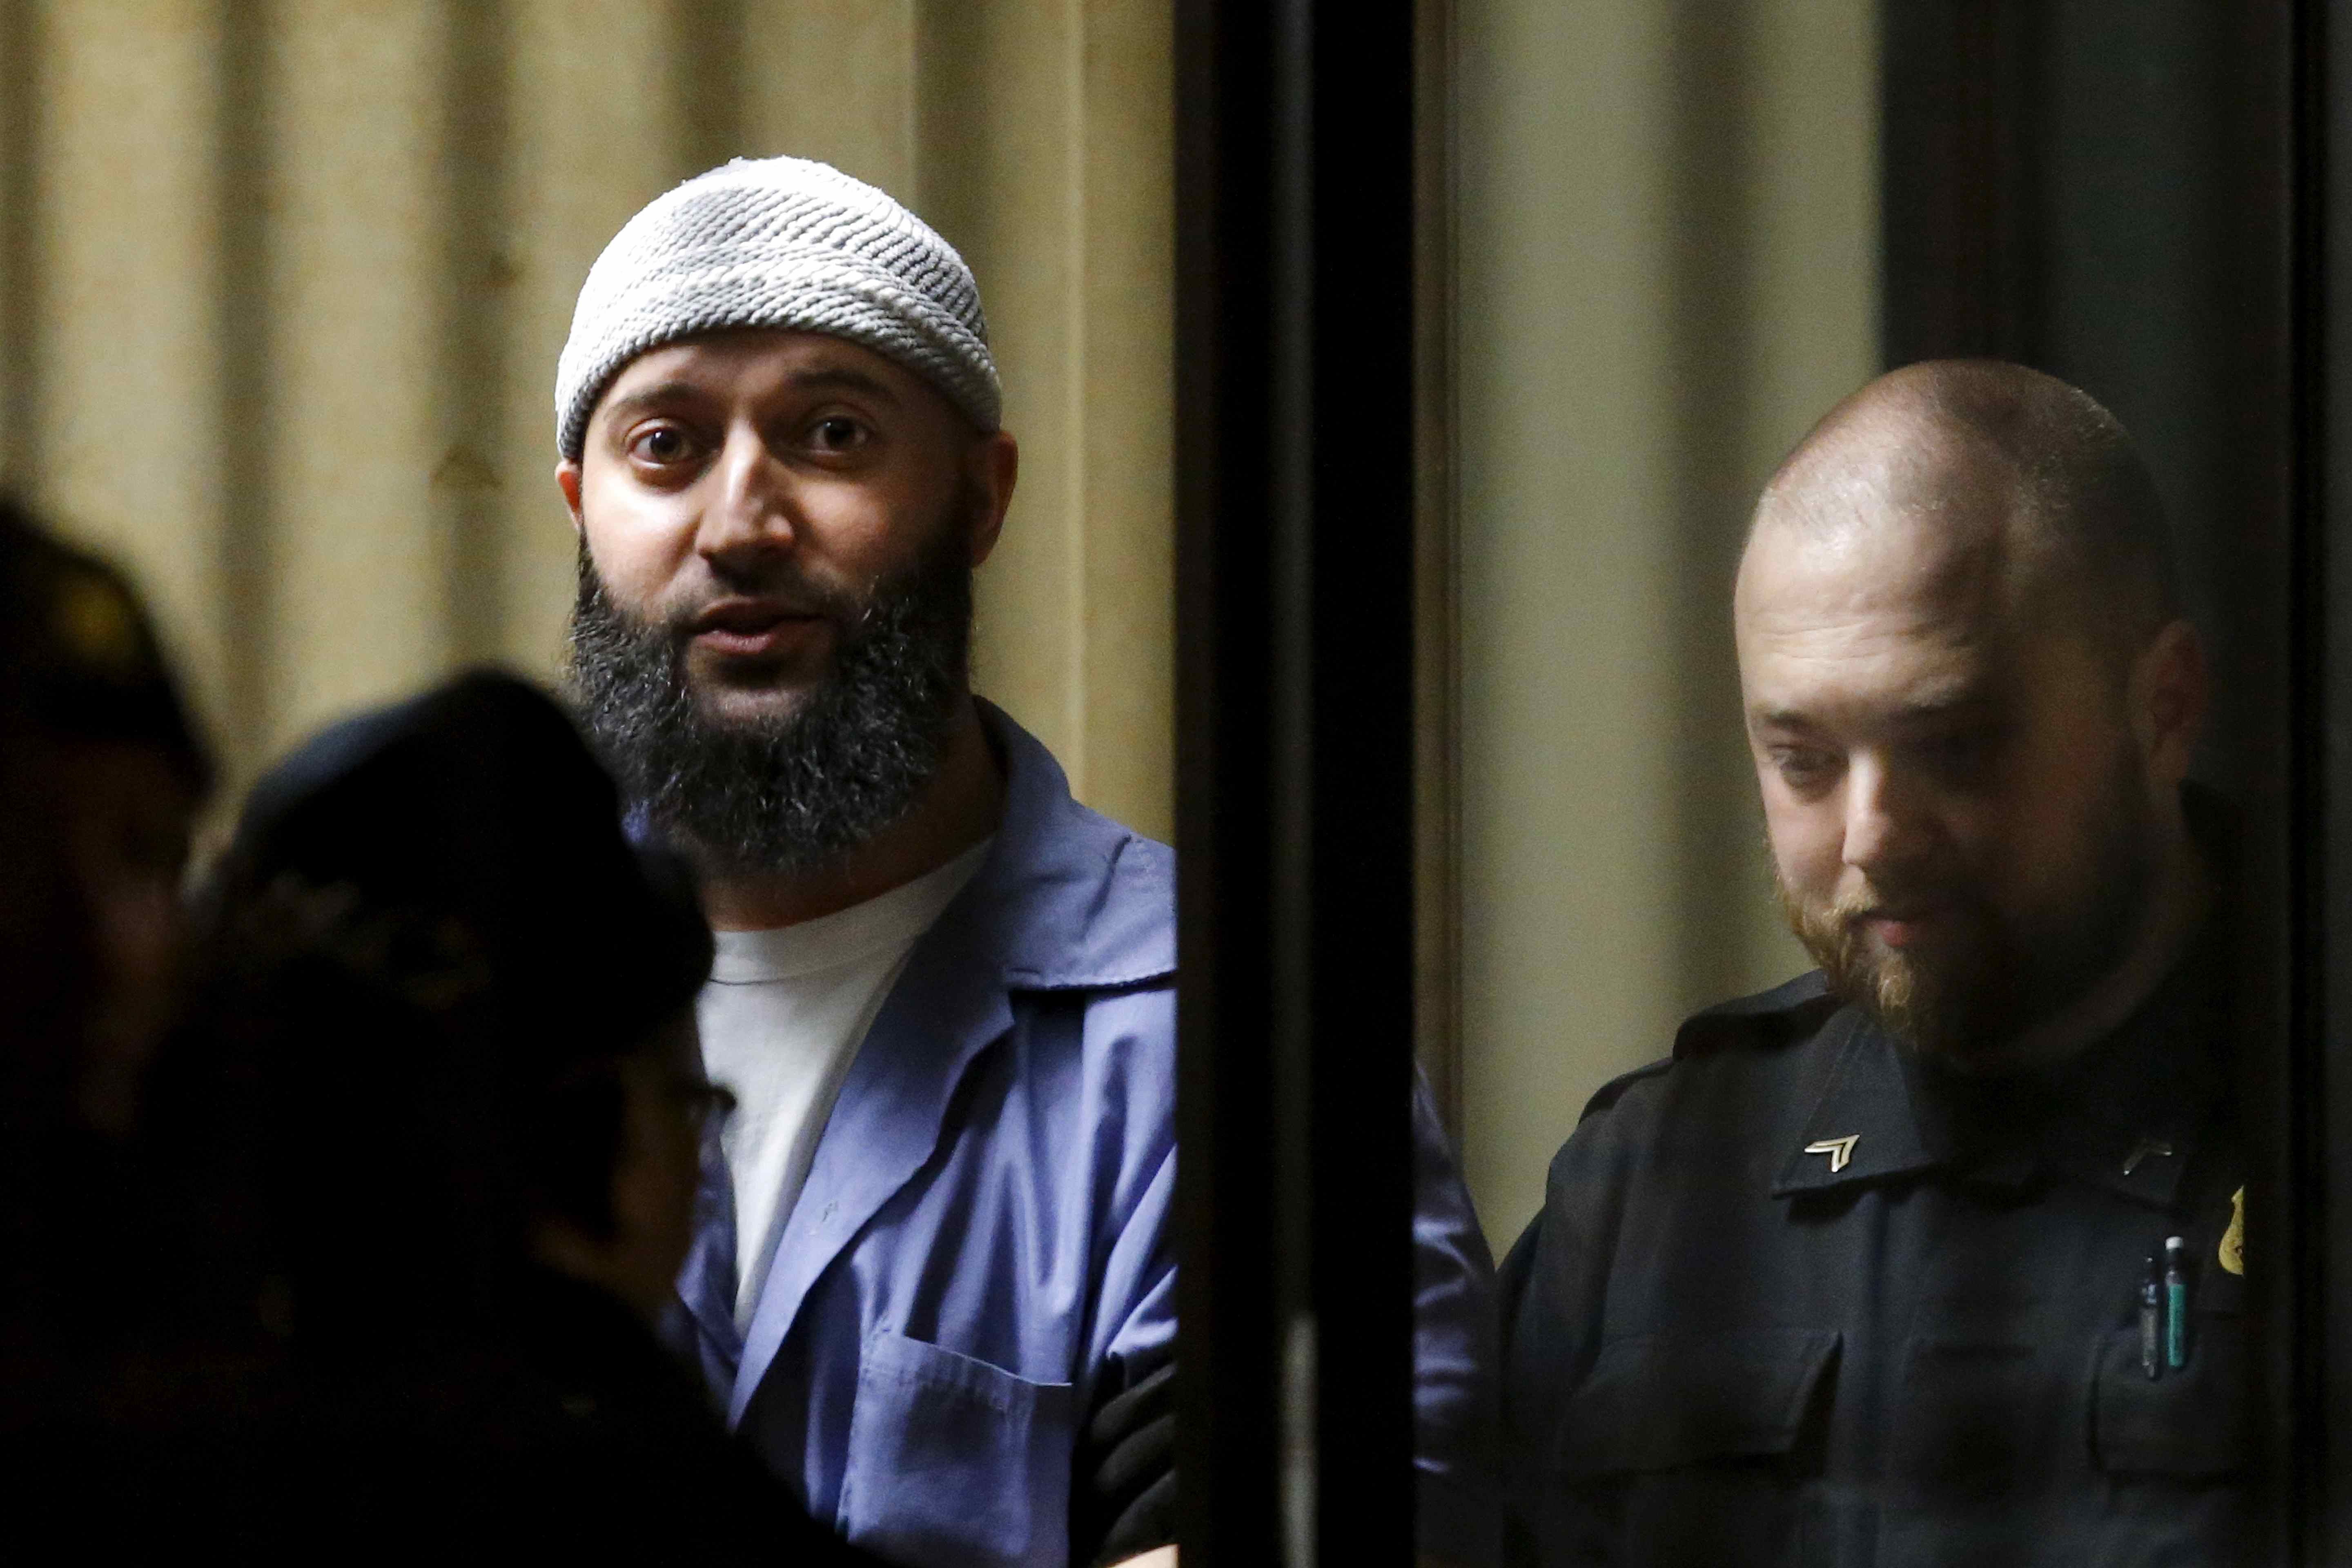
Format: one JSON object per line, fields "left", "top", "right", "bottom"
{"left": 2131, "top": 617, "right": 2207, "bottom": 789}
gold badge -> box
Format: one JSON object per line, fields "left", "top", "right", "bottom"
{"left": 2219, "top": 1187, "right": 2245, "bottom": 1276}
{"left": 1804, "top": 1135, "right": 1859, "bottom": 1173}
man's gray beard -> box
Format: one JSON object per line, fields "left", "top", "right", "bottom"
{"left": 1777, "top": 747, "right": 2159, "bottom": 1066}
{"left": 564, "top": 536, "right": 972, "bottom": 878}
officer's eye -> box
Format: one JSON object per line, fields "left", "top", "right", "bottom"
{"left": 1772, "top": 747, "right": 1839, "bottom": 793}
{"left": 626, "top": 423, "right": 697, "bottom": 466}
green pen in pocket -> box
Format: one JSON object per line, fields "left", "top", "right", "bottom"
{"left": 2164, "top": 1235, "right": 2189, "bottom": 1370}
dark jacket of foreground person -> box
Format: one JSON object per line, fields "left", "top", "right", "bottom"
{"left": 1500, "top": 942, "right": 2248, "bottom": 1567}
{"left": 19, "top": 672, "right": 879, "bottom": 1560}
{"left": 74, "top": 1270, "right": 813, "bottom": 1554}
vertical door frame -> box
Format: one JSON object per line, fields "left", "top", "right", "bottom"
{"left": 1175, "top": 1, "right": 1423, "bottom": 1561}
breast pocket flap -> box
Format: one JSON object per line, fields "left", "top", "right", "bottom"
{"left": 1556, "top": 1328, "right": 1841, "bottom": 1477}
{"left": 843, "top": 1330, "right": 1077, "bottom": 1568}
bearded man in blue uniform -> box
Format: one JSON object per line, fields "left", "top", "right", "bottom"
{"left": 554, "top": 156, "right": 1497, "bottom": 1568}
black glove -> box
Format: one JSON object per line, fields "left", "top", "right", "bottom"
{"left": 1073, "top": 1359, "right": 1176, "bottom": 1566}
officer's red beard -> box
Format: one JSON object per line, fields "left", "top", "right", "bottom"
{"left": 1776, "top": 739, "right": 2160, "bottom": 1069}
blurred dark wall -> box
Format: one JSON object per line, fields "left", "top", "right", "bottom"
{"left": 1882, "top": 2, "right": 2305, "bottom": 1554}
{"left": 1881, "top": 0, "right": 2293, "bottom": 793}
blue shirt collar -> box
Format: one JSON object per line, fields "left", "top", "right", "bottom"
{"left": 956, "top": 697, "right": 1175, "bottom": 991}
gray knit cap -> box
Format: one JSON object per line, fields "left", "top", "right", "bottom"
{"left": 554, "top": 156, "right": 999, "bottom": 461}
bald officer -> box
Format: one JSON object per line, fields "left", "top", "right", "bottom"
{"left": 1499, "top": 362, "right": 2249, "bottom": 1565}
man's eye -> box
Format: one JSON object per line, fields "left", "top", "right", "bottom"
{"left": 628, "top": 425, "right": 694, "bottom": 464}
{"left": 809, "top": 415, "right": 867, "bottom": 452}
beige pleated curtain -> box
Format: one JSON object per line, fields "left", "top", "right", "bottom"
{"left": 2, "top": 0, "right": 1889, "bottom": 1253}
{"left": 0, "top": 0, "right": 1175, "bottom": 845}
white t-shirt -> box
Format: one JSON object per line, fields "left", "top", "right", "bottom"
{"left": 698, "top": 839, "right": 992, "bottom": 1330}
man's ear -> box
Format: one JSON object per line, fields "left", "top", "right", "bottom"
{"left": 2132, "top": 617, "right": 2208, "bottom": 786}
{"left": 965, "top": 430, "right": 1018, "bottom": 568}
{"left": 556, "top": 460, "right": 586, "bottom": 537}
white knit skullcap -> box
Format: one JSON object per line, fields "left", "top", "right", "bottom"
{"left": 554, "top": 156, "right": 999, "bottom": 460}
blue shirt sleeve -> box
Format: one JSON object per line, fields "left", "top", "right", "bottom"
{"left": 1087, "top": 989, "right": 1180, "bottom": 1388}
{"left": 1414, "top": 1069, "right": 1503, "bottom": 1567}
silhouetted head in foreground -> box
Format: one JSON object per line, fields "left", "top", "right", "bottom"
{"left": 1735, "top": 361, "right": 2209, "bottom": 1071}
{"left": 93, "top": 675, "right": 887, "bottom": 1555}
{"left": 157, "top": 672, "right": 717, "bottom": 1350}
{"left": 0, "top": 498, "right": 211, "bottom": 1364}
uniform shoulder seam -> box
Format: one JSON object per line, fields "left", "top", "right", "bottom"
{"left": 1573, "top": 976, "right": 1838, "bottom": 1129}
{"left": 1577, "top": 1056, "right": 1675, "bottom": 1126}
{"left": 1671, "top": 971, "right": 1840, "bottom": 1062}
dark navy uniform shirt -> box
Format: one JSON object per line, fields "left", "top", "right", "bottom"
{"left": 1499, "top": 947, "right": 2248, "bottom": 1566}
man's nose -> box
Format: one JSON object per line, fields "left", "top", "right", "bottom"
{"left": 697, "top": 426, "right": 798, "bottom": 561}
{"left": 1840, "top": 755, "right": 1936, "bottom": 876}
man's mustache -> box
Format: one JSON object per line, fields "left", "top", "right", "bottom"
{"left": 649, "top": 572, "right": 867, "bottom": 641}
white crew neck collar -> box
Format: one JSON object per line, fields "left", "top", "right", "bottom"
{"left": 706, "top": 837, "right": 993, "bottom": 984}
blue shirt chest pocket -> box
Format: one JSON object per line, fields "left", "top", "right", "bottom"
{"left": 841, "top": 1330, "right": 1078, "bottom": 1568}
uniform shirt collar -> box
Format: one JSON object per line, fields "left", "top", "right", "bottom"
{"left": 1772, "top": 1011, "right": 1938, "bottom": 1196}
{"left": 1772, "top": 937, "right": 2228, "bottom": 1209}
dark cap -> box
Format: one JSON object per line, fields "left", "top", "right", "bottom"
{"left": 218, "top": 669, "right": 711, "bottom": 1071}
{"left": 0, "top": 495, "right": 212, "bottom": 793}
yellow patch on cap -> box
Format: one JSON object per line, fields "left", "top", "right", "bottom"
{"left": 51, "top": 567, "right": 145, "bottom": 679}
{"left": 2219, "top": 1186, "right": 2245, "bottom": 1277}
